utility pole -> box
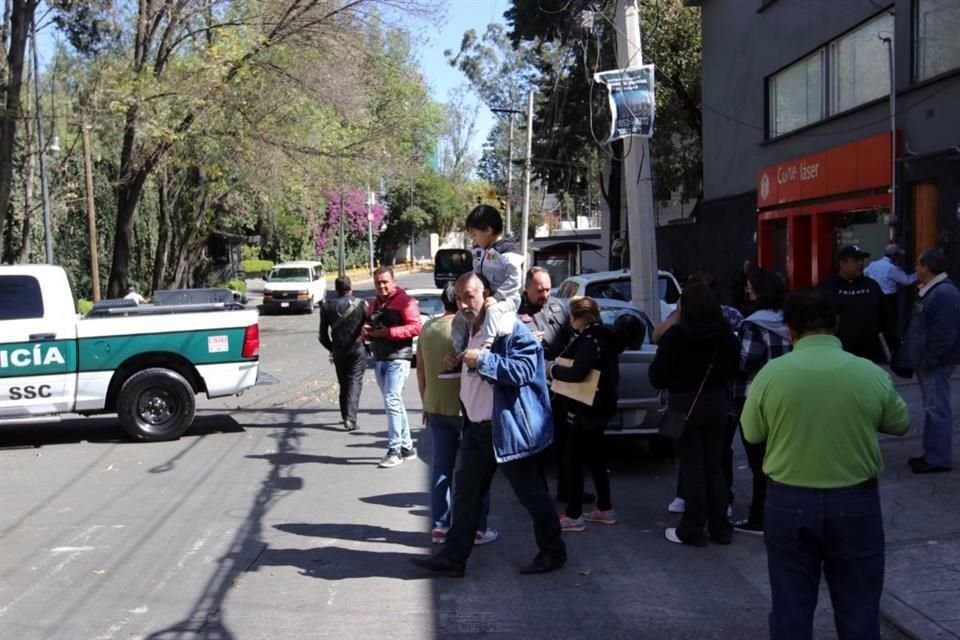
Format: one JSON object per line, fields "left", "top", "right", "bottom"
{"left": 337, "top": 191, "right": 346, "bottom": 278}
{"left": 617, "top": 0, "right": 660, "bottom": 323}
{"left": 520, "top": 91, "right": 534, "bottom": 267}
{"left": 491, "top": 107, "right": 522, "bottom": 237}
{"left": 880, "top": 15, "right": 896, "bottom": 242}
{"left": 81, "top": 120, "right": 101, "bottom": 301}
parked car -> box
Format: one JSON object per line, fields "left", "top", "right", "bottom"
{"left": 556, "top": 297, "right": 661, "bottom": 438}
{"left": 261, "top": 261, "right": 326, "bottom": 314}
{"left": 554, "top": 268, "right": 682, "bottom": 320}
{"left": 0, "top": 265, "right": 260, "bottom": 441}
{"left": 433, "top": 248, "right": 472, "bottom": 289}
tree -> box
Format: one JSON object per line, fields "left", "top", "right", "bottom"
{"left": 0, "top": 0, "right": 39, "bottom": 255}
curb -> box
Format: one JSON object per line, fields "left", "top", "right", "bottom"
{"left": 881, "top": 592, "right": 955, "bottom": 640}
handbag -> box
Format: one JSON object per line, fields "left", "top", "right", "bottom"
{"left": 658, "top": 349, "right": 717, "bottom": 439}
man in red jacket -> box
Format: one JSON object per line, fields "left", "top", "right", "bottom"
{"left": 363, "top": 266, "right": 422, "bottom": 468}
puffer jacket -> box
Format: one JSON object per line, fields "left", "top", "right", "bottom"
{"left": 474, "top": 237, "right": 524, "bottom": 306}
{"left": 475, "top": 320, "right": 554, "bottom": 463}
{"left": 366, "top": 288, "right": 421, "bottom": 361}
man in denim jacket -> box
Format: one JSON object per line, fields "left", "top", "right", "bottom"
{"left": 410, "top": 272, "right": 565, "bottom": 577}
{"left": 899, "top": 249, "right": 960, "bottom": 473}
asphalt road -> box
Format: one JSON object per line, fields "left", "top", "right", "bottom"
{"left": 0, "top": 271, "right": 910, "bottom": 639}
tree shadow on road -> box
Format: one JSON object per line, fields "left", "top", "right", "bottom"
{"left": 275, "top": 522, "right": 425, "bottom": 547}
{"left": 246, "top": 451, "right": 381, "bottom": 466}
{"left": 256, "top": 545, "right": 430, "bottom": 581}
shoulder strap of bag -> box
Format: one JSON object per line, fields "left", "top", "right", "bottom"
{"left": 331, "top": 298, "right": 361, "bottom": 332}
{"left": 685, "top": 346, "right": 719, "bottom": 420}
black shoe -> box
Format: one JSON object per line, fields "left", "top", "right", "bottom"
{"left": 344, "top": 420, "right": 357, "bottom": 432}
{"left": 409, "top": 555, "right": 465, "bottom": 578}
{"left": 518, "top": 552, "right": 566, "bottom": 575}
{"left": 908, "top": 456, "right": 926, "bottom": 468}
{"left": 911, "top": 460, "right": 952, "bottom": 474}
{"left": 400, "top": 447, "right": 418, "bottom": 460}
{"left": 733, "top": 519, "right": 764, "bottom": 536}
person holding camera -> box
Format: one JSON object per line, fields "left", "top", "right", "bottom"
{"left": 363, "top": 266, "right": 422, "bottom": 468}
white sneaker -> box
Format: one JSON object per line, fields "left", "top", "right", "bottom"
{"left": 667, "top": 497, "right": 686, "bottom": 513}
{"left": 377, "top": 451, "right": 403, "bottom": 468}
{"left": 664, "top": 528, "right": 683, "bottom": 544}
{"left": 726, "top": 504, "right": 734, "bottom": 518}
{"left": 474, "top": 529, "right": 499, "bottom": 545}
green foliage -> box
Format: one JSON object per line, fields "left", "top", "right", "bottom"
{"left": 77, "top": 299, "right": 94, "bottom": 315}
{"left": 242, "top": 259, "right": 274, "bottom": 275}
{"left": 215, "top": 279, "right": 247, "bottom": 293}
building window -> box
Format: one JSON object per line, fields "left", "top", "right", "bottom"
{"left": 769, "top": 50, "right": 824, "bottom": 137}
{"left": 830, "top": 12, "right": 893, "bottom": 114}
{"left": 916, "top": 0, "right": 960, "bottom": 81}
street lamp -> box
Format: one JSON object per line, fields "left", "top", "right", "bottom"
{"left": 366, "top": 191, "right": 376, "bottom": 277}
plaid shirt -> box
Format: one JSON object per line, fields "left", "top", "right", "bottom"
{"left": 733, "top": 319, "right": 792, "bottom": 401}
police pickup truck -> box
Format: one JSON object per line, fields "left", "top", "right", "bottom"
{"left": 0, "top": 265, "right": 260, "bottom": 441}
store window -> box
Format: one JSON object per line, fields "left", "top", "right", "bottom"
{"left": 768, "top": 51, "right": 824, "bottom": 137}
{"left": 830, "top": 12, "right": 893, "bottom": 114}
{"left": 832, "top": 210, "right": 890, "bottom": 263}
{"left": 915, "top": 0, "right": 960, "bottom": 81}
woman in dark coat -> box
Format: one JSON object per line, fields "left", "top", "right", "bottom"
{"left": 649, "top": 283, "right": 739, "bottom": 546}
{"left": 550, "top": 296, "right": 624, "bottom": 531}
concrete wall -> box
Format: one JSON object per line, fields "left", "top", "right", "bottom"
{"left": 699, "top": 0, "right": 960, "bottom": 200}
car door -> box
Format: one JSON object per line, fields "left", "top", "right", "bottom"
{"left": 0, "top": 273, "right": 77, "bottom": 417}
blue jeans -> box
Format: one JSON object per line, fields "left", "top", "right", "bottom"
{"left": 427, "top": 412, "right": 489, "bottom": 531}
{"left": 764, "top": 480, "right": 885, "bottom": 640}
{"left": 373, "top": 359, "right": 412, "bottom": 453}
{"left": 917, "top": 366, "right": 955, "bottom": 467}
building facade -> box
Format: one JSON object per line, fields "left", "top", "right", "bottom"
{"left": 686, "top": 0, "right": 960, "bottom": 287}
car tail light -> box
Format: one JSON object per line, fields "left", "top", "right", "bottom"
{"left": 242, "top": 324, "right": 260, "bottom": 358}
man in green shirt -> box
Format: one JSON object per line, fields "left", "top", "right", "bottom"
{"left": 416, "top": 284, "right": 496, "bottom": 547}
{"left": 741, "top": 287, "right": 909, "bottom": 640}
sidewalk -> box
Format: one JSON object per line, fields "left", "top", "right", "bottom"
{"left": 877, "top": 374, "right": 960, "bottom": 639}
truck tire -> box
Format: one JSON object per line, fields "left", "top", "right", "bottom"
{"left": 117, "top": 368, "right": 196, "bottom": 441}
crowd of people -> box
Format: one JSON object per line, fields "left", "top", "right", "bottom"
{"left": 317, "top": 202, "right": 960, "bottom": 638}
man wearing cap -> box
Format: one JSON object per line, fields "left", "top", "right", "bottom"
{"left": 865, "top": 244, "right": 917, "bottom": 342}
{"left": 819, "top": 245, "right": 890, "bottom": 362}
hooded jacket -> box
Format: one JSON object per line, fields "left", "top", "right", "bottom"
{"left": 474, "top": 320, "right": 554, "bottom": 463}
{"left": 733, "top": 309, "right": 792, "bottom": 400}
{"left": 366, "top": 288, "right": 421, "bottom": 361}
{"left": 551, "top": 323, "right": 624, "bottom": 422}
{"left": 648, "top": 319, "right": 739, "bottom": 423}
{"left": 474, "top": 237, "right": 524, "bottom": 307}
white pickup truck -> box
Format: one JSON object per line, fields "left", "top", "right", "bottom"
{"left": 0, "top": 265, "right": 261, "bottom": 441}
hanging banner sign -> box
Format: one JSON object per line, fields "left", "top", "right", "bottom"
{"left": 594, "top": 65, "right": 655, "bottom": 141}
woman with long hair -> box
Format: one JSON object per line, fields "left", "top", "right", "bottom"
{"left": 649, "top": 283, "right": 739, "bottom": 546}
{"left": 550, "top": 297, "right": 624, "bottom": 531}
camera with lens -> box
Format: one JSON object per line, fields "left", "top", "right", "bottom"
{"left": 368, "top": 310, "right": 384, "bottom": 329}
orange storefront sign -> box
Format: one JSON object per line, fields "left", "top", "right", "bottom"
{"left": 757, "top": 132, "right": 894, "bottom": 209}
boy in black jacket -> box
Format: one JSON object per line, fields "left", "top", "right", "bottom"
{"left": 819, "top": 244, "right": 890, "bottom": 363}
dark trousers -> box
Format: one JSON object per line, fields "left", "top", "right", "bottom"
{"left": 547, "top": 394, "right": 569, "bottom": 498}
{"left": 443, "top": 420, "right": 565, "bottom": 566}
{"left": 677, "top": 413, "right": 738, "bottom": 506}
{"left": 740, "top": 429, "right": 769, "bottom": 526}
{"left": 332, "top": 347, "right": 366, "bottom": 424}
{"left": 676, "top": 420, "right": 732, "bottom": 544}
{"left": 563, "top": 414, "right": 612, "bottom": 519}
{"left": 765, "top": 481, "right": 885, "bottom": 640}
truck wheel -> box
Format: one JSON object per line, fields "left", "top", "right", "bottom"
{"left": 117, "top": 368, "right": 196, "bottom": 441}
{"left": 305, "top": 297, "right": 315, "bottom": 314}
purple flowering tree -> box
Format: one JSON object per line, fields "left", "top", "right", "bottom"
{"left": 315, "top": 187, "right": 387, "bottom": 256}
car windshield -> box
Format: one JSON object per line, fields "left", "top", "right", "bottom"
{"left": 268, "top": 268, "right": 311, "bottom": 282}
{"left": 416, "top": 296, "right": 445, "bottom": 317}
{"left": 435, "top": 250, "right": 470, "bottom": 271}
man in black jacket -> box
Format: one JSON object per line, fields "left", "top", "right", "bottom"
{"left": 819, "top": 245, "right": 890, "bottom": 363}
{"left": 319, "top": 276, "right": 369, "bottom": 431}
{"left": 517, "top": 267, "right": 578, "bottom": 501}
